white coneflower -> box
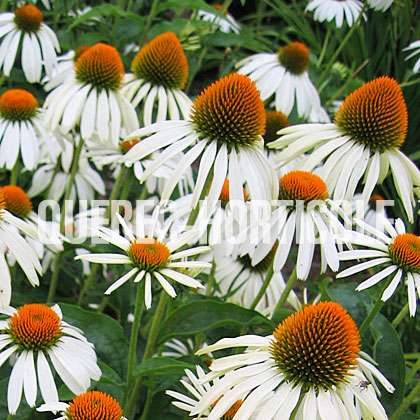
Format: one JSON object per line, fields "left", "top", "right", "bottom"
{"left": 37, "top": 390, "right": 127, "bottom": 420}
{"left": 338, "top": 216, "right": 420, "bottom": 316}
{"left": 0, "top": 303, "right": 101, "bottom": 414}
{"left": 195, "top": 4, "right": 240, "bottom": 34}
{"left": 27, "top": 139, "right": 105, "bottom": 204}
{"left": 306, "top": 0, "right": 365, "bottom": 27}
{"left": 186, "top": 302, "right": 394, "bottom": 420}
{"left": 0, "top": 4, "right": 59, "bottom": 82}
{"left": 269, "top": 76, "right": 420, "bottom": 222}
{"left": 243, "top": 170, "right": 345, "bottom": 280}
{"left": 367, "top": 0, "right": 393, "bottom": 11}
{"left": 76, "top": 212, "right": 210, "bottom": 309}
{"left": 404, "top": 39, "right": 420, "bottom": 73}
{"left": 0, "top": 89, "right": 50, "bottom": 171}
{"left": 0, "top": 191, "right": 42, "bottom": 306}
{"left": 122, "top": 32, "right": 192, "bottom": 125}
{"left": 44, "top": 43, "right": 138, "bottom": 145}
{"left": 236, "top": 42, "right": 328, "bottom": 122}
{"left": 123, "top": 73, "right": 278, "bottom": 206}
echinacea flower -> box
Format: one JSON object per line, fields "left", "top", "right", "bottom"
{"left": 236, "top": 42, "right": 328, "bottom": 122}
{"left": 0, "top": 303, "right": 101, "bottom": 414}
{"left": 86, "top": 136, "right": 194, "bottom": 196}
{"left": 167, "top": 365, "right": 244, "bottom": 418}
{"left": 0, "top": 89, "right": 50, "bottom": 171}
{"left": 27, "top": 138, "right": 105, "bottom": 204}
{"left": 0, "top": 4, "right": 59, "bottom": 83}
{"left": 44, "top": 43, "right": 138, "bottom": 145}
{"left": 243, "top": 170, "right": 345, "bottom": 280}
{"left": 1, "top": 185, "right": 62, "bottom": 250}
{"left": 76, "top": 212, "right": 210, "bottom": 308}
{"left": 42, "top": 46, "right": 91, "bottom": 91}
{"left": 123, "top": 73, "right": 279, "bottom": 206}
{"left": 269, "top": 76, "right": 420, "bottom": 222}
{"left": 338, "top": 216, "right": 420, "bottom": 316}
{"left": 403, "top": 39, "right": 420, "bottom": 73}
{"left": 305, "top": 0, "right": 365, "bottom": 28}
{"left": 37, "top": 390, "right": 127, "bottom": 420}
{"left": 195, "top": 4, "right": 240, "bottom": 34}
{"left": 0, "top": 190, "right": 42, "bottom": 306}
{"left": 187, "top": 302, "right": 394, "bottom": 420}
{"left": 214, "top": 241, "right": 300, "bottom": 315}
{"left": 367, "top": 0, "right": 393, "bottom": 11}
{"left": 122, "top": 32, "right": 192, "bottom": 125}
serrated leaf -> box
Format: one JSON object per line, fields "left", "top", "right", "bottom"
{"left": 157, "top": 299, "right": 275, "bottom": 345}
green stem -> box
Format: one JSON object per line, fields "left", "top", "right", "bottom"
{"left": 53, "top": 0, "right": 60, "bottom": 31}
{"left": 6, "top": 414, "right": 15, "bottom": 420}
{"left": 271, "top": 268, "right": 298, "bottom": 318}
{"left": 250, "top": 262, "right": 274, "bottom": 311}
{"left": 406, "top": 352, "right": 420, "bottom": 382}
{"left": 9, "top": 161, "right": 19, "bottom": 185}
{"left": 400, "top": 77, "right": 420, "bottom": 87}
{"left": 111, "top": 0, "right": 126, "bottom": 43}
{"left": 142, "top": 0, "right": 160, "bottom": 43}
{"left": 390, "top": 380, "right": 420, "bottom": 420}
{"left": 358, "top": 299, "right": 385, "bottom": 335}
{"left": 124, "top": 291, "right": 169, "bottom": 418}
{"left": 47, "top": 252, "right": 63, "bottom": 304}
{"left": 0, "top": 0, "right": 8, "bottom": 12}
{"left": 205, "top": 258, "right": 216, "bottom": 296}
{"left": 123, "top": 281, "right": 146, "bottom": 407}
{"left": 96, "top": 296, "right": 108, "bottom": 313}
{"left": 60, "top": 138, "right": 84, "bottom": 231}
{"left": 219, "top": 0, "right": 233, "bottom": 14}
{"left": 391, "top": 303, "right": 408, "bottom": 328}
{"left": 77, "top": 264, "right": 99, "bottom": 306}
{"left": 185, "top": 47, "right": 208, "bottom": 94}
{"left": 317, "top": 25, "right": 331, "bottom": 67}
{"left": 140, "top": 380, "right": 155, "bottom": 420}
{"left": 105, "top": 165, "right": 127, "bottom": 221}
{"left": 316, "top": 2, "right": 368, "bottom": 88}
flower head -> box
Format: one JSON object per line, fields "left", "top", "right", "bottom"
{"left": 122, "top": 73, "right": 278, "bottom": 205}
{"left": 76, "top": 212, "right": 210, "bottom": 308}
{"left": 277, "top": 42, "right": 309, "bottom": 75}
{"left": 179, "top": 301, "right": 394, "bottom": 420}
{"left": 0, "top": 304, "right": 101, "bottom": 414}
{"left": 43, "top": 43, "right": 138, "bottom": 145}
{"left": 0, "top": 88, "right": 48, "bottom": 170}
{"left": 14, "top": 5, "right": 43, "bottom": 32}
{"left": 0, "top": 185, "right": 33, "bottom": 219}
{"left": 306, "top": 0, "right": 365, "bottom": 28}
{"left": 271, "top": 301, "right": 360, "bottom": 390}
{"left": 75, "top": 43, "right": 124, "bottom": 90}
{"left": 132, "top": 32, "right": 188, "bottom": 89}
{"left": 264, "top": 110, "right": 289, "bottom": 145}
{"left": 270, "top": 76, "right": 420, "bottom": 222}
{"left": 37, "top": 390, "right": 127, "bottom": 420}
{"left": 0, "top": 5, "right": 60, "bottom": 82}
{"left": 335, "top": 76, "right": 408, "bottom": 152}
{"left": 278, "top": 170, "right": 329, "bottom": 204}
{"left": 191, "top": 73, "right": 266, "bottom": 147}
{"left": 236, "top": 42, "right": 327, "bottom": 121}
{"left": 0, "top": 89, "right": 38, "bottom": 121}
{"left": 338, "top": 217, "right": 420, "bottom": 316}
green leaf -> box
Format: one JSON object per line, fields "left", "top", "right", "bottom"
{"left": 371, "top": 314, "right": 405, "bottom": 414}
{"left": 134, "top": 357, "right": 195, "bottom": 377}
{"left": 157, "top": 299, "right": 275, "bottom": 345}
{"left": 202, "top": 32, "right": 245, "bottom": 48}
{"left": 59, "top": 303, "right": 129, "bottom": 377}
